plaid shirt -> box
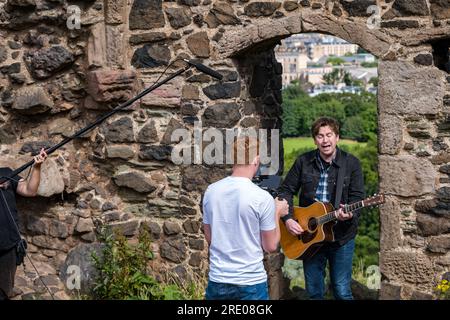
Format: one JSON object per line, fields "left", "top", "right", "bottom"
{"left": 315, "top": 152, "right": 332, "bottom": 203}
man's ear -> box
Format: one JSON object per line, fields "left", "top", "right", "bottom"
{"left": 252, "top": 155, "right": 260, "bottom": 166}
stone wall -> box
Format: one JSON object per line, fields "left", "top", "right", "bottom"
{"left": 0, "top": 0, "right": 449, "bottom": 299}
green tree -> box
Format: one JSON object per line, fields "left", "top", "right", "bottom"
{"left": 323, "top": 69, "right": 343, "bottom": 85}
{"left": 326, "top": 56, "right": 345, "bottom": 66}
{"left": 369, "top": 76, "right": 379, "bottom": 87}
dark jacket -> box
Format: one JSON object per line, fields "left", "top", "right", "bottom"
{"left": 278, "top": 148, "right": 365, "bottom": 246}
{"left": 0, "top": 168, "right": 21, "bottom": 252}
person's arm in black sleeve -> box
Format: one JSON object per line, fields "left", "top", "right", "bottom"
{"left": 347, "top": 157, "right": 365, "bottom": 219}
{"left": 278, "top": 156, "right": 303, "bottom": 222}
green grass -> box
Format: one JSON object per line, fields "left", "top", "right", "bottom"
{"left": 283, "top": 137, "right": 363, "bottom": 155}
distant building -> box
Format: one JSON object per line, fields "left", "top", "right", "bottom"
{"left": 275, "top": 47, "right": 310, "bottom": 87}
{"left": 341, "top": 53, "right": 376, "bottom": 64}
{"left": 307, "top": 37, "right": 358, "bottom": 62}
{"left": 367, "top": 87, "right": 378, "bottom": 95}
{"left": 304, "top": 65, "right": 333, "bottom": 85}
{"left": 275, "top": 33, "right": 377, "bottom": 88}
{"left": 309, "top": 84, "right": 340, "bottom": 96}
{"left": 340, "top": 86, "right": 363, "bottom": 94}
{"left": 344, "top": 66, "right": 378, "bottom": 83}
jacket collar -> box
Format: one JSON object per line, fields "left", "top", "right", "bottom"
{"left": 309, "top": 147, "right": 343, "bottom": 168}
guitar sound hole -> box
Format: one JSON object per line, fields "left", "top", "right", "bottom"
{"left": 308, "top": 217, "right": 318, "bottom": 231}
{"left": 300, "top": 230, "right": 317, "bottom": 244}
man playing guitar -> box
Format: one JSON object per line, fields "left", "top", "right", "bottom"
{"left": 279, "top": 117, "right": 365, "bottom": 300}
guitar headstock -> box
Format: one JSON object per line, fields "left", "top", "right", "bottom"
{"left": 364, "top": 194, "right": 385, "bottom": 207}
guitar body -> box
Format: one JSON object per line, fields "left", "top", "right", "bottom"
{"left": 280, "top": 202, "right": 335, "bottom": 260}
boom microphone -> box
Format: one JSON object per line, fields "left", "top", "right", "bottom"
{"left": 183, "top": 59, "right": 223, "bottom": 80}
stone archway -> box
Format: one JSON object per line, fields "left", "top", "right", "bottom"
{"left": 209, "top": 1, "right": 450, "bottom": 299}
{"left": 0, "top": 0, "right": 449, "bottom": 299}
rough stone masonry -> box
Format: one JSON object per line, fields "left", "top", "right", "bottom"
{"left": 0, "top": 0, "right": 449, "bottom": 300}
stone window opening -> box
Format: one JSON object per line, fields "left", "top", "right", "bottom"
{"left": 431, "top": 39, "right": 450, "bottom": 73}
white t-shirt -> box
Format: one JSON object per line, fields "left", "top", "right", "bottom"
{"left": 202, "top": 176, "right": 276, "bottom": 285}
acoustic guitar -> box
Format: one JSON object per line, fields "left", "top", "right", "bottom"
{"left": 280, "top": 194, "right": 385, "bottom": 260}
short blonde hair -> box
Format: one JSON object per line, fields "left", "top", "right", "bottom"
{"left": 232, "top": 136, "right": 259, "bottom": 165}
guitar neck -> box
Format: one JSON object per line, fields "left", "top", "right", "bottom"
{"left": 318, "top": 199, "right": 367, "bottom": 225}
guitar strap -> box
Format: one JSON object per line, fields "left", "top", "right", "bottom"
{"left": 334, "top": 153, "right": 346, "bottom": 210}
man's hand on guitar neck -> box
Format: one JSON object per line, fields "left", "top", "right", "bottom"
{"left": 336, "top": 204, "right": 353, "bottom": 221}
{"left": 285, "top": 219, "right": 304, "bottom": 236}
{"left": 275, "top": 197, "right": 289, "bottom": 218}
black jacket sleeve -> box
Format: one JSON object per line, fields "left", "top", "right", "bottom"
{"left": 347, "top": 157, "right": 365, "bottom": 218}
{"left": 278, "top": 156, "right": 303, "bottom": 222}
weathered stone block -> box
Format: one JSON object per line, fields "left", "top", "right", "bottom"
{"left": 379, "top": 282, "right": 402, "bottom": 300}
{"left": 391, "top": 0, "right": 429, "bottom": 16}
{"left": 189, "top": 238, "right": 204, "bottom": 250}
{"left": 203, "top": 82, "right": 241, "bottom": 100}
{"left": 103, "top": 117, "right": 134, "bottom": 143}
{"left": 87, "top": 23, "right": 106, "bottom": 68}
{"left": 160, "top": 239, "right": 187, "bottom": 263}
{"left": 182, "top": 85, "right": 200, "bottom": 100}
{"left": 136, "top": 121, "right": 159, "bottom": 144}
{"left": 0, "top": 45, "right": 7, "bottom": 64}
{"left": 129, "top": 32, "right": 168, "bottom": 46}
{"left": 188, "top": 251, "right": 202, "bottom": 267}
{"left": 380, "top": 20, "right": 420, "bottom": 29}
{"left": 244, "top": 2, "right": 281, "bottom": 17}
{"left": 105, "top": 0, "right": 126, "bottom": 24}
{"left": 37, "top": 159, "right": 65, "bottom": 197}
{"left": 24, "top": 46, "right": 75, "bottom": 80}
{"left": 105, "top": 25, "right": 126, "bottom": 69}
{"left": 431, "top": 151, "right": 450, "bottom": 165}
{"left": 113, "top": 169, "right": 157, "bottom": 193}
{"left": 380, "top": 197, "right": 401, "bottom": 251}
{"left": 129, "top": 0, "right": 165, "bottom": 30}
{"left": 415, "top": 198, "right": 438, "bottom": 214}
{"left": 416, "top": 213, "right": 450, "bottom": 236}
{"left": 86, "top": 70, "right": 137, "bottom": 103}
{"left": 141, "top": 77, "right": 181, "bottom": 108}
{"left": 414, "top": 54, "right": 433, "bottom": 66}
{"left": 140, "top": 221, "right": 161, "bottom": 240}
{"left": 379, "top": 156, "right": 436, "bottom": 197}
{"left": 161, "top": 118, "right": 185, "bottom": 145}
{"left": 163, "top": 221, "right": 182, "bottom": 236}
{"left": 202, "top": 103, "right": 241, "bottom": 128}
{"left": 379, "top": 61, "right": 445, "bottom": 115}
{"left": 437, "top": 186, "right": 450, "bottom": 202}
{"left": 205, "top": 2, "right": 240, "bottom": 28}
{"left": 187, "top": 32, "right": 210, "bottom": 58}
{"left": 107, "top": 220, "right": 139, "bottom": 237}
{"left": 12, "top": 86, "right": 53, "bottom": 115}
{"left": 182, "top": 166, "right": 227, "bottom": 193}
{"left": 165, "top": 7, "right": 192, "bottom": 29}
{"left": 139, "top": 145, "right": 173, "bottom": 161}
{"left": 183, "top": 220, "right": 201, "bottom": 234}
{"left": 283, "top": 1, "right": 299, "bottom": 12}
{"left": 430, "top": 0, "right": 450, "bottom": 19}
{"left": 378, "top": 113, "right": 402, "bottom": 155}
{"left": 339, "top": 0, "right": 376, "bottom": 17}
{"left": 75, "top": 218, "right": 95, "bottom": 234}
{"left": 60, "top": 243, "right": 103, "bottom": 295}
{"left": 380, "top": 250, "right": 435, "bottom": 285}
{"left": 427, "top": 235, "right": 450, "bottom": 253}
{"left": 106, "top": 145, "right": 135, "bottom": 160}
